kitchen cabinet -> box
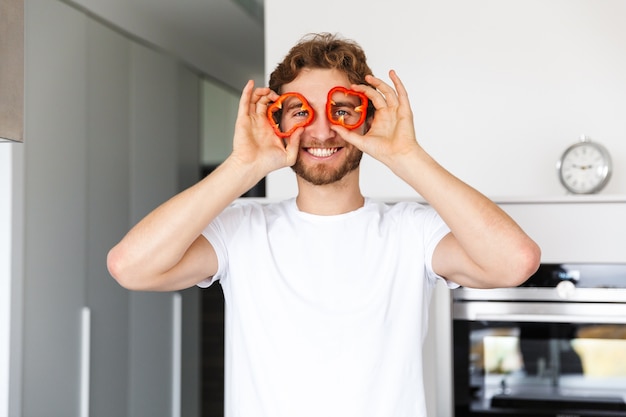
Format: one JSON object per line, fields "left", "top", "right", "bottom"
{"left": 21, "top": 3, "right": 87, "bottom": 414}
{"left": 16, "top": 1, "right": 200, "bottom": 416}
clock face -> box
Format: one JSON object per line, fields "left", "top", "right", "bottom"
{"left": 557, "top": 142, "right": 612, "bottom": 194}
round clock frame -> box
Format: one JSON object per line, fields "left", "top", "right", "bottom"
{"left": 556, "top": 136, "right": 612, "bottom": 194}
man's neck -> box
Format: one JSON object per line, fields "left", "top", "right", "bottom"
{"left": 295, "top": 171, "right": 364, "bottom": 216}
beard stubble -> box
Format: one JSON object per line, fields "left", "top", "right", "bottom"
{"left": 291, "top": 146, "right": 363, "bottom": 186}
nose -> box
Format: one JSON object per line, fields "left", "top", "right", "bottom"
{"left": 306, "top": 108, "right": 335, "bottom": 141}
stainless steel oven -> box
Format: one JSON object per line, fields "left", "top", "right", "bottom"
{"left": 452, "top": 263, "right": 626, "bottom": 417}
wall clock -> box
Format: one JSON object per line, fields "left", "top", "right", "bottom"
{"left": 556, "top": 135, "right": 612, "bottom": 194}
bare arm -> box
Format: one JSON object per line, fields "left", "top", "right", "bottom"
{"left": 337, "top": 71, "right": 541, "bottom": 288}
{"left": 107, "top": 81, "right": 301, "bottom": 291}
{"left": 395, "top": 147, "right": 541, "bottom": 288}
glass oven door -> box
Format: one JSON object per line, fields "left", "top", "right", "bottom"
{"left": 453, "top": 303, "right": 626, "bottom": 417}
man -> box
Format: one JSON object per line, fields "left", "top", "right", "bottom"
{"left": 108, "top": 33, "right": 540, "bottom": 416}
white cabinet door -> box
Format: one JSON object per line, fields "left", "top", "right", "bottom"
{"left": 19, "top": 2, "right": 201, "bottom": 416}
{"left": 84, "top": 17, "right": 131, "bottom": 417}
{"left": 22, "top": 1, "right": 87, "bottom": 415}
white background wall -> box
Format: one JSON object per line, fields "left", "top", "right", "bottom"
{"left": 0, "top": 148, "right": 11, "bottom": 417}
{"left": 265, "top": 0, "right": 626, "bottom": 200}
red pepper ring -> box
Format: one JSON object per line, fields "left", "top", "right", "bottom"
{"left": 326, "top": 86, "right": 369, "bottom": 130}
{"left": 266, "top": 92, "right": 314, "bottom": 138}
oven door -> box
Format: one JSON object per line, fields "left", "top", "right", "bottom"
{"left": 453, "top": 301, "right": 626, "bottom": 417}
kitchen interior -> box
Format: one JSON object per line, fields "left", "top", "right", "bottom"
{"left": 2, "top": 0, "right": 626, "bottom": 417}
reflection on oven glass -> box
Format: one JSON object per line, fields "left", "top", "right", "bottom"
{"left": 472, "top": 324, "right": 626, "bottom": 377}
{"left": 467, "top": 323, "right": 626, "bottom": 414}
{"left": 573, "top": 325, "right": 626, "bottom": 377}
{"left": 484, "top": 335, "right": 522, "bottom": 375}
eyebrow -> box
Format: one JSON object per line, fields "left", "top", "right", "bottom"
{"left": 330, "top": 100, "right": 359, "bottom": 107}
{"left": 283, "top": 101, "right": 307, "bottom": 113}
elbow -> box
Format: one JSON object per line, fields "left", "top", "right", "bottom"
{"left": 507, "top": 238, "right": 542, "bottom": 287}
{"left": 457, "top": 238, "right": 542, "bottom": 290}
{"left": 107, "top": 245, "right": 168, "bottom": 291}
{"left": 107, "top": 246, "right": 142, "bottom": 291}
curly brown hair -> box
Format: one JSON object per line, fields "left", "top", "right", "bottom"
{"left": 269, "top": 32, "right": 375, "bottom": 118}
{"left": 268, "top": 32, "right": 373, "bottom": 93}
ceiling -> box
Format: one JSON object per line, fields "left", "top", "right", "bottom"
{"left": 137, "top": 0, "right": 265, "bottom": 86}
{"left": 75, "top": 0, "right": 266, "bottom": 89}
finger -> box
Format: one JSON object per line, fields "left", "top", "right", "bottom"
{"left": 330, "top": 125, "right": 365, "bottom": 151}
{"left": 284, "top": 128, "right": 302, "bottom": 163}
{"left": 388, "top": 70, "right": 411, "bottom": 107}
{"left": 352, "top": 83, "right": 387, "bottom": 110}
{"left": 363, "top": 74, "right": 400, "bottom": 108}
{"left": 238, "top": 80, "right": 255, "bottom": 119}
{"left": 248, "top": 87, "right": 272, "bottom": 114}
{"left": 372, "top": 74, "right": 398, "bottom": 106}
{"left": 254, "top": 89, "right": 282, "bottom": 118}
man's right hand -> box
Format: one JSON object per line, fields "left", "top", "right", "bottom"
{"left": 228, "top": 80, "right": 302, "bottom": 182}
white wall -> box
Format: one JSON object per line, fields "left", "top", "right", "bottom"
{"left": 0, "top": 147, "right": 11, "bottom": 417}
{"left": 501, "top": 197, "right": 626, "bottom": 263}
{"left": 265, "top": 0, "right": 626, "bottom": 200}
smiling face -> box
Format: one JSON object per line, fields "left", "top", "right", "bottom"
{"left": 282, "top": 68, "right": 366, "bottom": 186}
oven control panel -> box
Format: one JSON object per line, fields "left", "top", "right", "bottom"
{"left": 453, "top": 263, "right": 626, "bottom": 303}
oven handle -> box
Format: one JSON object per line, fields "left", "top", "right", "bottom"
{"left": 471, "top": 313, "right": 626, "bottom": 324}
{"left": 454, "top": 302, "right": 626, "bottom": 324}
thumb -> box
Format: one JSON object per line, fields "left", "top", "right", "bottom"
{"left": 331, "top": 125, "right": 366, "bottom": 151}
{"left": 283, "top": 128, "right": 302, "bottom": 165}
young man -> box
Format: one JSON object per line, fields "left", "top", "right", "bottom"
{"left": 108, "top": 33, "right": 540, "bottom": 416}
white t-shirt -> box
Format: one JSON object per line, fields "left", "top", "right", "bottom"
{"left": 200, "top": 198, "right": 451, "bottom": 417}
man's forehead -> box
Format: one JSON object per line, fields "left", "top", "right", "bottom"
{"left": 282, "top": 68, "right": 351, "bottom": 98}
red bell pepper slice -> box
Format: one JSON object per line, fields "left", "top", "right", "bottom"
{"left": 266, "top": 92, "right": 314, "bottom": 138}
{"left": 326, "top": 86, "right": 368, "bottom": 130}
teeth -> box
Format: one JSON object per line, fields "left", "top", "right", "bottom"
{"left": 307, "top": 148, "right": 338, "bottom": 157}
